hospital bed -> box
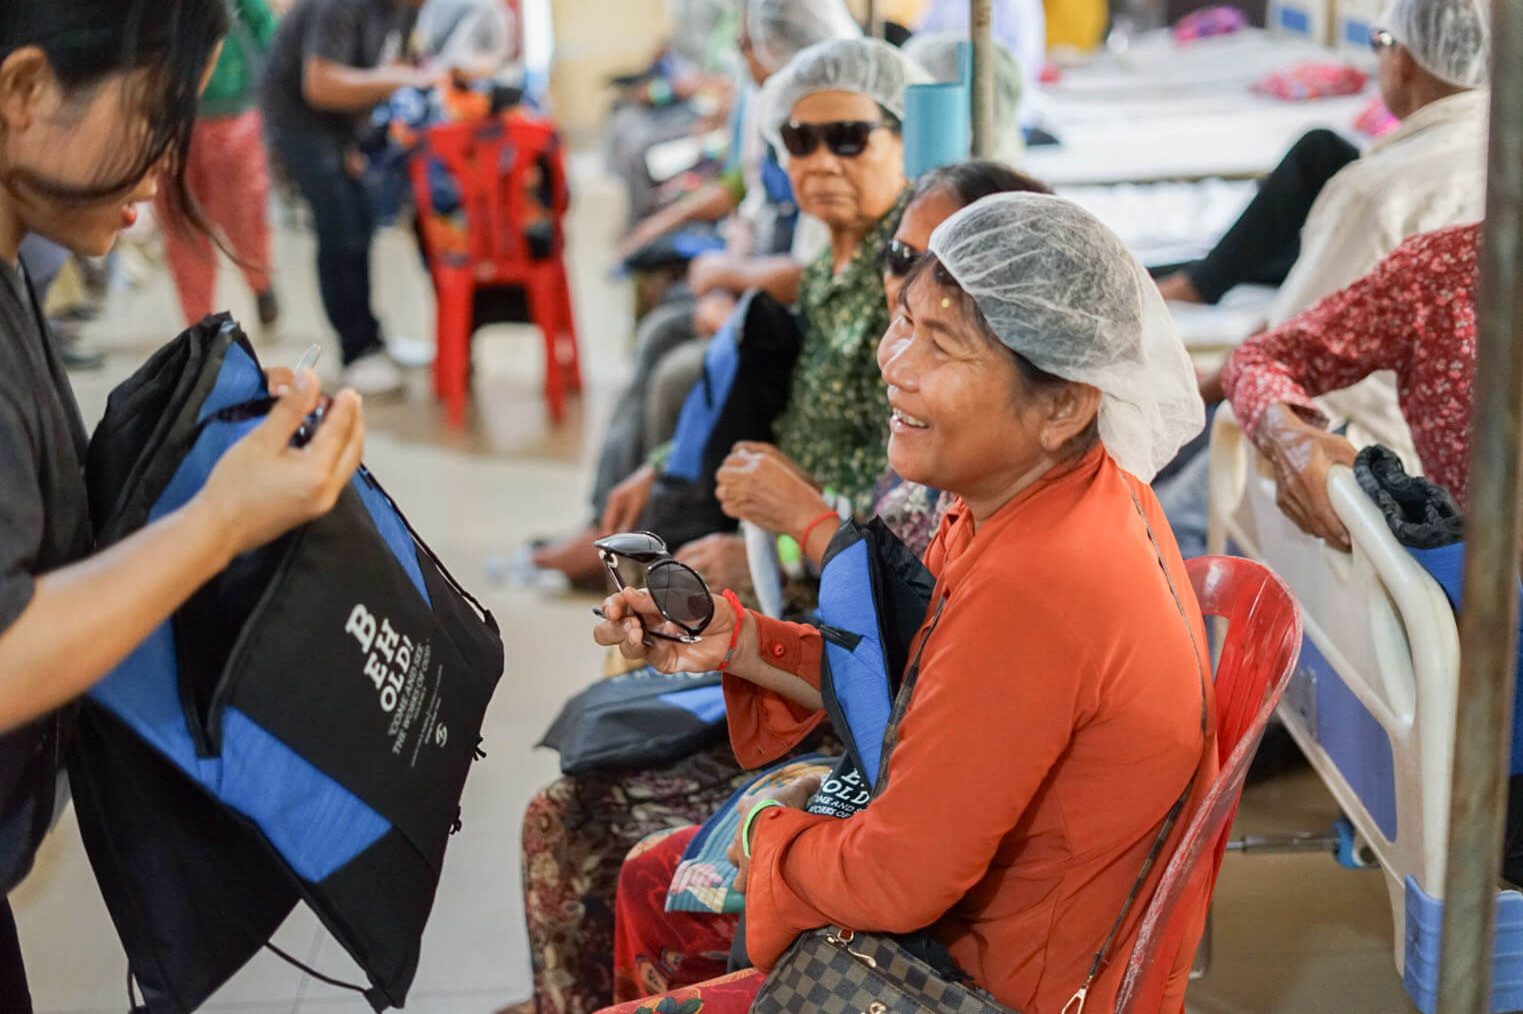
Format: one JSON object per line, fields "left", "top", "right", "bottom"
{"left": 1207, "top": 408, "right": 1523, "bottom": 1013}
{"left": 1028, "top": 29, "right": 1373, "bottom": 186}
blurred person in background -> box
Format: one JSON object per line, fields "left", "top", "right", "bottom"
{"left": 158, "top": 0, "right": 282, "bottom": 334}
{"left": 524, "top": 0, "right": 860, "bottom": 587}
{"left": 261, "top": 0, "right": 435, "bottom": 397}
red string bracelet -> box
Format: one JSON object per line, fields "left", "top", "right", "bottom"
{"left": 717, "top": 588, "right": 746, "bottom": 674}
{"left": 798, "top": 509, "right": 840, "bottom": 551}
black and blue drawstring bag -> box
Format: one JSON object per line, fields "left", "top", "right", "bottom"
{"left": 640, "top": 290, "right": 803, "bottom": 549}
{"left": 70, "top": 315, "right": 505, "bottom": 1012}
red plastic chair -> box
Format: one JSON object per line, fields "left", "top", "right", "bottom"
{"left": 1115, "top": 555, "right": 1303, "bottom": 1013}
{"left": 411, "top": 112, "right": 582, "bottom": 426}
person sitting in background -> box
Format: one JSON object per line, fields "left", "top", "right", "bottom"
{"left": 1220, "top": 222, "right": 1479, "bottom": 551}
{"left": 606, "top": 0, "right": 743, "bottom": 228}
{"left": 594, "top": 193, "right": 1212, "bottom": 1014}
{"left": 157, "top": 0, "right": 281, "bottom": 334}
{"left": 612, "top": 0, "right": 861, "bottom": 265}
{"left": 1164, "top": 0, "right": 1487, "bottom": 345}
{"left": 901, "top": 32, "right": 1026, "bottom": 165}
{"left": 524, "top": 0, "right": 859, "bottom": 589}
{"left": 531, "top": 38, "right": 928, "bottom": 590}
{"left": 261, "top": 0, "right": 435, "bottom": 397}
{"left": 1152, "top": 0, "right": 1488, "bottom": 556}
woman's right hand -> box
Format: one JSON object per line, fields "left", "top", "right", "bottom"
{"left": 197, "top": 370, "right": 366, "bottom": 560}
{"left": 593, "top": 585, "right": 739, "bottom": 675}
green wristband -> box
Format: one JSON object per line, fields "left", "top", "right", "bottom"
{"left": 741, "top": 799, "right": 789, "bottom": 859}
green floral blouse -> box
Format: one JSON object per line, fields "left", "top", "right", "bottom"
{"left": 773, "top": 195, "right": 906, "bottom": 511}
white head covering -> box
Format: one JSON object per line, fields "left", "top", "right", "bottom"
{"left": 746, "top": 0, "right": 861, "bottom": 76}
{"left": 759, "top": 37, "right": 933, "bottom": 156}
{"left": 1382, "top": 0, "right": 1491, "bottom": 88}
{"left": 927, "top": 193, "right": 1205, "bottom": 482}
{"left": 901, "top": 32, "right": 1025, "bottom": 164}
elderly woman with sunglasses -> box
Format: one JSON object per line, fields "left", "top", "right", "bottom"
{"left": 595, "top": 195, "right": 1216, "bottom": 1014}
{"left": 613, "top": 37, "right": 931, "bottom": 597}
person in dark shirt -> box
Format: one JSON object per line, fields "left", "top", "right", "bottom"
{"left": 0, "top": 3, "right": 368, "bottom": 1006}
{"left": 263, "top": 0, "right": 433, "bottom": 396}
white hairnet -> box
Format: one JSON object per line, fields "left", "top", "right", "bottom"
{"left": 927, "top": 194, "right": 1204, "bottom": 482}
{"left": 747, "top": 0, "right": 861, "bottom": 75}
{"left": 901, "top": 32, "right": 1025, "bottom": 164}
{"left": 760, "top": 38, "right": 933, "bottom": 155}
{"left": 1382, "top": 0, "right": 1490, "bottom": 88}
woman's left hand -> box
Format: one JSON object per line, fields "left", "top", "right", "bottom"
{"left": 675, "top": 533, "right": 753, "bottom": 594}
{"left": 715, "top": 443, "right": 829, "bottom": 537}
{"left": 727, "top": 774, "right": 823, "bottom": 892}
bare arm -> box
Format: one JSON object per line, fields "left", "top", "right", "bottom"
{"left": 302, "top": 55, "right": 430, "bottom": 113}
{"left": 689, "top": 251, "right": 803, "bottom": 304}
{"left": 615, "top": 182, "right": 741, "bottom": 262}
{"left": 0, "top": 375, "right": 364, "bottom": 733}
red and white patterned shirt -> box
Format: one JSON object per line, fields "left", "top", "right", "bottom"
{"left": 1222, "top": 223, "right": 1481, "bottom": 507}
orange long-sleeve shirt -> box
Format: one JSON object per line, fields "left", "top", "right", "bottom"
{"left": 726, "top": 446, "right": 1218, "bottom": 1013}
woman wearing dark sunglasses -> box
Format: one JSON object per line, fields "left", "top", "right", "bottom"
{"left": 611, "top": 37, "right": 930, "bottom": 594}
{"left": 597, "top": 194, "right": 1214, "bottom": 1014}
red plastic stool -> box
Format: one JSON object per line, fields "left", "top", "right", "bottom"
{"left": 411, "top": 112, "right": 582, "bottom": 426}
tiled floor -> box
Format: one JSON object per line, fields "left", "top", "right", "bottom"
{"left": 11, "top": 157, "right": 1419, "bottom": 1013}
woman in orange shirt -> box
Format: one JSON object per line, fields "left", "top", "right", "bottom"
{"left": 593, "top": 193, "right": 1213, "bottom": 1014}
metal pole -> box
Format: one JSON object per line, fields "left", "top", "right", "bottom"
{"left": 969, "top": 0, "right": 996, "bottom": 158}
{"left": 865, "top": 0, "right": 884, "bottom": 39}
{"left": 1437, "top": 0, "right": 1523, "bottom": 1008}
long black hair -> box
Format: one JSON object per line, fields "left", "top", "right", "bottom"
{"left": 0, "top": 0, "right": 231, "bottom": 213}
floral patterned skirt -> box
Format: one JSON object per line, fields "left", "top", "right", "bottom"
{"left": 521, "top": 742, "right": 754, "bottom": 1014}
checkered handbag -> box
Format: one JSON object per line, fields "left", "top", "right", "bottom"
{"left": 750, "top": 926, "right": 1018, "bottom": 1013}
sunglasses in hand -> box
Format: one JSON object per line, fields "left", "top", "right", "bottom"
{"left": 592, "top": 532, "right": 716, "bottom": 644}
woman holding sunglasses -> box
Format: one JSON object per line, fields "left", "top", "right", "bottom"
{"left": 0, "top": 4, "right": 366, "bottom": 1004}
{"left": 596, "top": 194, "right": 1214, "bottom": 1014}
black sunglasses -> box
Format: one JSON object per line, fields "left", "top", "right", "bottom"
{"left": 1368, "top": 26, "right": 1397, "bottom": 53}
{"left": 779, "top": 120, "right": 889, "bottom": 159}
{"left": 592, "top": 531, "right": 715, "bottom": 644}
{"left": 881, "top": 238, "right": 922, "bottom": 279}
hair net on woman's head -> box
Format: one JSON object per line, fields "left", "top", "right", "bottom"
{"left": 901, "top": 32, "right": 1024, "bottom": 164}
{"left": 760, "top": 37, "right": 933, "bottom": 154}
{"left": 927, "top": 193, "right": 1205, "bottom": 482}
{"left": 746, "top": 0, "right": 861, "bottom": 75}
{"left": 1383, "top": 0, "right": 1491, "bottom": 88}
